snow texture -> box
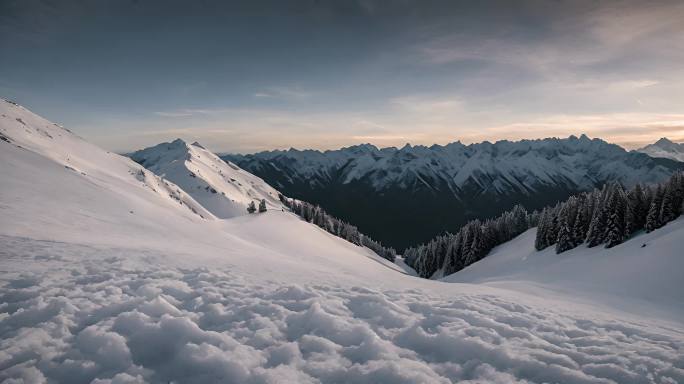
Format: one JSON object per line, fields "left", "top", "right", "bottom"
{"left": 2, "top": 236, "right": 684, "bottom": 384}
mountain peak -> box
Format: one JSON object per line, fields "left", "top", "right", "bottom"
{"left": 655, "top": 137, "right": 675, "bottom": 146}
{"left": 131, "top": 139, "right": 284, "bottom": 219}
{"left": 636, "top": 137, "right": 684, "bottom": 162}
{"left": 166, "top": 138, "right": 191, "bottom": 151}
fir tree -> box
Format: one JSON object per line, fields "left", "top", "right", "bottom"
{"left": 627, "top": 183, "right": 647, "bottom": 231}
{"left": 586, "top": 187, "right": 609, "bottom": 247}
{"left": 645, "top": 186, "right": 664, "bottom": 232}
{"left": 258, "top": 199, "right": 267, "bottom": 213}
{"left": 604, "top": 184, "right": 626, "bottom": 248}
{"left": 555, "top": 203, "right": 574, "bottom": 253}
{"left": 659, "top": 184, "right": 677, "bottom": 224}
{"left": 535, "top": 208, "right": 550, "bottom": 251}
{"left": 571, "top": 195, "right": 590, "bottom": 246}
{"left": 247, "top": 201, "right": 256, "bottom": 214}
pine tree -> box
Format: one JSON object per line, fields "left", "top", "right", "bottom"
{"left": 443, "top": 231, "right": 463, "bottom": 276}
{"left": 258, "top": 199, "right": 267, "bottom": 213}
{"left": 571, "top": 195, "right": 590, "bottom": 247}
{"left": 247, "top": 201, "right": 256, "bottom": 214}
{"left": 586, "top": 186, "right": 610, "bottom": 247}
{"left": 645, "top": 185, "right": 664, "bottom": 232}
{"left": 604, "top": 184, "right": 626, "bottom": 248}
{"left": 627, "top": 183, "right": 647, "bottom": 231}
{"left": 659, "top": 184, "right": 677, "bottom": 225}
{"left": 555, "top": 203, "right": 574, "bottom": 254}
{"left": 535, "top": 208, "right": 549, "bottom": 251}
{"left": 544, "top": 205, "right": 560, "bottom": 248}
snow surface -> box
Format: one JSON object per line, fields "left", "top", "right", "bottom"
{"left": 444, "top": 221, "right": 684, "bottom": 321}
{"left": 131, "top": 140, "right": 284, "bottom": 218}
{"left": 2, "top": 99, "right": 684, "bottom": 383}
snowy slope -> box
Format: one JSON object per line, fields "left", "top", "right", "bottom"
{"left": 0, "top": 99, "right": 214, "bottom": 227}
{"left": 637, "top": 137, "right": 684, "bottom": 162}
{"left": 1, "top": 100, "right": 684, "bottom": 383}
{"left": 131, "top": 140, "right": 284, "bottom": 218}
{"left": 444, "top": 220, "right": 684, "bottom": 318}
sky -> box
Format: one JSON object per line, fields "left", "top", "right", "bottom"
{"left": 1, "top": 0, "right": 683, "bottom": 153}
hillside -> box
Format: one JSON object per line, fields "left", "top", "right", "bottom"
{"left": 445, "top": 220, "right": 684, "bottom": 318}
{"left": 1, "top": 100, "right": 683, "bottom": 383}
{"left": 224, "top": 137, "right": 683, "bottom": 249}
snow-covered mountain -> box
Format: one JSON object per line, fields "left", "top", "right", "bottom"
{"left": 131, "top": 139, "right": 284, "bottom": 218}
{"left": 224, "top": 136, "right": 684, "bottom": 249}
{"left": 637, "top": 137, "right": 684, "bottom": 162}
{"left": 2, "top": 99, "right": 684, "bottom": 383}
{"left": 0, "top": 99, "right": 215, "bottom": 231}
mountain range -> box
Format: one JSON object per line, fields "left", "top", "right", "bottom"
{"left": 224, "top": 136, "right": 684, "bottom": 249}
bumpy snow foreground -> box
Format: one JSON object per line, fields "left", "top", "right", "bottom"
{"left": 1, "top": 100, "right": 683, "bottom": 384}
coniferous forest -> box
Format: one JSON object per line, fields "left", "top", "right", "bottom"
{"left": 279, "top": 194, "right": 397, "bottom": 262}
{"left": 405, "top": 172, "right": 684, "bottom": 279}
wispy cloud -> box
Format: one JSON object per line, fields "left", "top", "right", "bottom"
{"left": 154, "top": 107, "right": 233, "bottom": 118}
{"left": 390, "top": 95, "right": 461, "bottom": 113}
{"left": 154, "top": 111, "right": 193, "bottom": 117}
{"left": 253, "top": 86, "right": 313, "bottom": 100}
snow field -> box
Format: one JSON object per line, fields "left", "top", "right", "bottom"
{"left": 2, "top": 236, "right": 683, "bottom": 384}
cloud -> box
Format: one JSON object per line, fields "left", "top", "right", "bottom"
{"left": 253, "top": 86, "right": 312, "bottom": 100}
{"left": 154, "top": 111, "right": 194, "bottom": 118}
{"left": 154, "top": 108, "right": 233, "bottom": 118}
{"left": 390, "top": 95, "right": 461, "bottom": 114}
{"left": 419, "top": 1, "right": 684, "bottom": 88}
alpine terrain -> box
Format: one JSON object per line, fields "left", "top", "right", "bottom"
{"left": 224, "top": 139, "right": 683, "bottom": 249}
{"left": 1, "top": 99, "right": 683, "bottom": 384}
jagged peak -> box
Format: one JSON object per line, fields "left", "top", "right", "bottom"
{"left": 655, "top": 137, "right": 675, "bottom": 146}
{"left": 340, "top": 143, "right": 379, "bottom": 153}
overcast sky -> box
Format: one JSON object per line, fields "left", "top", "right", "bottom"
{"left": 1, "top": 0, "right": 683, "bottom": 153}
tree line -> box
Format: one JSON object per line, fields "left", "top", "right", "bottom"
{"left": 405, "top": 204, "right": 538, "bottom": 278}
{"left": 279, "top": 194, "right": 396, "bottom": 262}
{"left": 536, "top": 172, "right": 684, "bottom": 252}
{"left": 405, "top": 172, "right": 684, "bottom": 279}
